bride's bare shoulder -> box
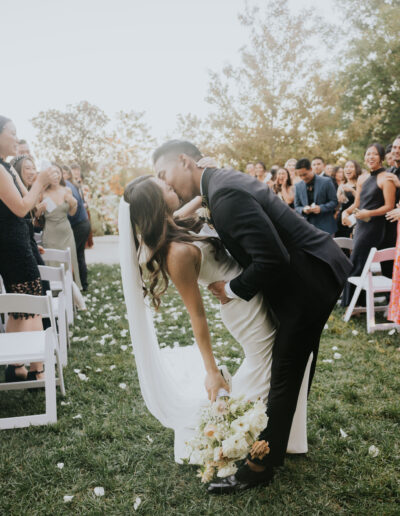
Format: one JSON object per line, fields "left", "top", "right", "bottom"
{"left": 166, "top": 241, "right": 200, "bottom": 274}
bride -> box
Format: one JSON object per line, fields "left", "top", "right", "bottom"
{"left": 119, "top": 175, "right": 312, "bottom": 462}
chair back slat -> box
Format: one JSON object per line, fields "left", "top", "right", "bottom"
{"left": 39, "top": 264, "right": 65, "bottom": 285}
{"left": 42, "top": 248, "right": 72, "bottom": 271}
{"left": 372, "top": 247, "right": 396, "bottom": 263}
{"left": 334, "top": 237, "right": 354, "bottom": 251}
{"left": 0, "top": 292, "right": 52, "bottom": 315}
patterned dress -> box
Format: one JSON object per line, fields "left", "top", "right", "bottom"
{"left": 388, "top": 222, "right": 400, "bottom": 324}
{"left": 0, "top": 159, "right": 42, "bottom": 318}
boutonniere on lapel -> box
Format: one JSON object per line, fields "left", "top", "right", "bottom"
{"left": 197, "top": 196, "right": 215, "bottom": 229}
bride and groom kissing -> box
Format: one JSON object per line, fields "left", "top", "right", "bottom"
{"left": 119, "top": 140, "right": 352, "bottom": 495}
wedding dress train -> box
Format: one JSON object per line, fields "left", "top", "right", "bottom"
{"left": 119, "top": 199, "right": 312, "bottom": 463}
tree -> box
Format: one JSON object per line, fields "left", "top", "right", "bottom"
{"left": 203, "top": 0, "right": 338, "bottom": 168}
{"left": 337, "top": 0, "right": 400, "bottom": 157}
{"left": 31, "top": 101, "right": 110, "bottom": 173}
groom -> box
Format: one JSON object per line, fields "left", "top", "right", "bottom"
{"left": 154, "top": 140, "right": 352, "bottom": 494}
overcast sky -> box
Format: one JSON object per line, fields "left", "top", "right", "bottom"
{"left": 3, "top": 0, "right": 337, "bottom": 146}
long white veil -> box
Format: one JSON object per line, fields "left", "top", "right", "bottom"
{"left": 118, "top": 199, "right": 208, "bottom": 460}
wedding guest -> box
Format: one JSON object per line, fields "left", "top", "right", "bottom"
{"left": 64, "top": 164, "right": 91, "bottom": 289}
{"left": 386, "top": 202, "right": 400, "bottom": 324}
{"left": 311, "top": 157, "right": 326, "bottom": 176}
{"left": 0, "top": 115, "right": 53, "bottom": 382}
{"left": 387, "top": 135, "right": 400, "bottom": 177}
{"left": 272, "top": 168, "right": 294, "bottom": 207}
{"left": 342, "top": 143, "right": 396, "bottom": 306}
{"left": 336, "top": 160, "right": 361, "bottom": 238}
{"left": 16, "top": 139, "right": 31, "bottom": 157}
{"left": 325, "top": 164, "right": 335, "bottom": 177}
{"left": 285, "top": 158, "right": 300, "bottom": 184}
{"left": 254, "top": 161, "right": 269, "bottom": 183}
{"left": 294, "top": 158, "right": 338, "bottom": 234}
{"left": 331, "top": 166, "right": 344, "bottom": 191}
{"left": 42, "top": 164, "right": 82, "bottom": 289}
{"left": 385, "top": 144, "right": 395, "bottom": 169}
{"left": 245, "top": 162, "right": 255, "bottom": 177}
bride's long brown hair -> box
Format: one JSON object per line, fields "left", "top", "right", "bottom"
{"left": 124, "top": 175, "right": 223, "bottom": 309}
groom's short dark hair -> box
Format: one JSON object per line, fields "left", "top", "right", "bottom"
{"left": 152, "top": 140, "right": 203, "bottom": 164}
{"left": 296, "top": 158, "right": 311, "bottom": 170}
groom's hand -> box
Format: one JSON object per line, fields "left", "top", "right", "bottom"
{"left": 208, "top": 281, "right": 231, "bottom": 305}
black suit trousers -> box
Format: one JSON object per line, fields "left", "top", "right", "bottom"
{"left": 256, "top": 251, "right": 342, "bottom": 467}
{"left": 72, "top": 220, "right": 90, "bottom": 290}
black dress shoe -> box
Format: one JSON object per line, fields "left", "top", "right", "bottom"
{"left": 207, "top": 464, "right": 274, "bottom": 495}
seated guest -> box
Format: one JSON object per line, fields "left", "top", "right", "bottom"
{"left": 63, "top": 163, "right": 91, "bottom": 290}
{"left": 294, "top": 158, "right": 338, "bottom": 234}
{"left": 341, "top": 143, "right": 396, "bottom": 306}
{"left": 272, "top": 167, "right": 294, "bottom": 207}
{"left": 336, "top": 160, "right": 361, "bottom": 238}
{"left": 41, "top": 164, "right": 82, "bottom": 289}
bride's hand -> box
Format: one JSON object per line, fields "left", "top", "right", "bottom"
{"left": 205, "top": 370, "right": 230, "bottom": 402}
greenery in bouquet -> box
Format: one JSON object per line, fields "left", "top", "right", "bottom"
{"left": 186, "top": 396, "right": 268, "bottom": 483}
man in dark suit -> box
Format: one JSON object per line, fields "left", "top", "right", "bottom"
{"left": 154, "top": 140, "right": 352, "bottom": 494}
{"left": 294, "top": 158, "right": 338, "bottom": 235}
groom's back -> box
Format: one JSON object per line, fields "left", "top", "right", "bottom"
{"left": 206, "top": 167, "right": 351, "bottom": 285}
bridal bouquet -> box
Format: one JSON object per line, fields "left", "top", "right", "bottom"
{"left": 186, "top": 396, "right": 269, "bottom": 483}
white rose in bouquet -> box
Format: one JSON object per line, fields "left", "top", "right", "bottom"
{"left": 217, "top": 463, "right": 238, "bottom": 478}
{"left": 222, "top": 433, "right": 249, "bottom": 459}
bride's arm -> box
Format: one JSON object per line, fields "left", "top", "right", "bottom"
{"left": 174, "top": 196, "right": 202, "bottom": 219}
{"left": 166, "top": 242, "right": 229, "bottom": 401}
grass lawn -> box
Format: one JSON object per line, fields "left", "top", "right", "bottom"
{"left": 0, "top": 264, "right": 399, "bottom": 515}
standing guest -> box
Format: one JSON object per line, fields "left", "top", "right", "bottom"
{"left": 382, "top": 135, "right": 400, "bottom": 266}
{"left": 294, "top": 158, "right": 338, "bottom": 234}
{"left": 272, "top": 168, "right": 294, "bottom": 207}
{"left": 331, "top": 166, "right": 344, "bottom": 191}
{"left": 245, "top": 162, "right": 255, "bottom": 177}
{"left": 254, "top": 161, "right": 269, "bottom": 183}
{"left": 342, "top": 143, "right": 396, "bottom": 306}
{"left": 386, "top": 202, "right": 400, "bottom": 324}
{"left": 385, "top": 144, "right": 395, "bottom": 169}
{"left": 285, "top": 158, "right": 300, "bottom": 184}
{"left": 42, "top": 164, "right": 82, "bottom": 289}
{"left": 0, "top": 116, "right": 53, "bottom": 382}
{"left": 16, "top": 139, "right": 31, "bottom": 157}
{"left": 336, "top": 160, "right": 362, "bottom": 238}
{"left": 387, "top": 135, "right": 400, "bottom": 178}
{"left": 311, "top": 156, "right": 326, "bottom": 176}
{"left": 325, "top": 164, "right": 335, "bottom": 177}
{"left": 66, "top": 163, "right": 91, "bottom": 290}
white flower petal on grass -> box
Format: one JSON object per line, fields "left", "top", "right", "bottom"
{"left": 146, "top": 435, "right": 153, "bottom": 443}
{"left": 94, "top": 487, "right": 105, "bottom": 497}
{"left": 120, "top": 345, "right": 128, "bottom": 351}
{"left": 324, "top": 324, "right": 329, "bottom": 330}
{"left": 119, "top": 383, "right": 127, "bottom": 390}
{"left": 339, "top": 428, "right": 348, "bottom": 438}
{"left": 73, "top": 369, "right": 81, "bottom": 374}
{"left": 95, "top": 368, "right": 102, "bottom": 373}
{"left": 63, "top": 495, "right": 74, "bottom": 503}
{"left": 134, "top": 497, "right": 141, "bottom": 511}
{"left": 120, "top": 329, "right": 128, "bottom": 337}
{"left": 333, "top": 353, "right": 342, "bottom": 360}
{"left": 96, "top": 353, "right": 104, "bottom": 357}
{"left": 78, "top": 373, "right": 89, "bottom": 381}
{"left": 57, "top": 462, "right": 64, "bottom": 469}
{"left": 61, "top": 401, "right": 70, "bottom": 406}
{"left": 332, "top": 346, "right": 338, "bottom": 351}
{"left": 323, "top": 359, "right": 333, "bottom": 364}
{"left": 109, "top": 365, "right": 116, "bottom": 371}
{"left": 352, "top": 330, "right": 359, "bottom": 336}
{"left": 72, "top": 414, "right": 82, "bottom": 420}
{"left": 368, "top": 445, "right": 379, "bottom": 457}
{"left": 388, "top": 329, "right": 396, "bottom": 335}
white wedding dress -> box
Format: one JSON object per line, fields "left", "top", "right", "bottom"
{"left": 118, "top": 199, "right": 312, "bottom": 463}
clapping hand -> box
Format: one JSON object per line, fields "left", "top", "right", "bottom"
{"left": 386, "top": 202, "right": 400, "bottom": 222}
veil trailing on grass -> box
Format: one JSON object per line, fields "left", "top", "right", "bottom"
{"left": 118, "top": 199, "right": 208, "bottom": 461}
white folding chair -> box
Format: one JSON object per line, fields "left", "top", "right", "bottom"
{"left": 39, "top": 265, "right": 69, "bottom": 366}
{"left": 334, "top": 237, "right": 354, "bottom": 252}
{"left": 0, "top": 292, "right": 65, "bottom": 429}
{"left": 344, "top": 247, "right": 397, "bottom": 333}
{"left": 42, "top": 247, "right": 74, "bottom": 325}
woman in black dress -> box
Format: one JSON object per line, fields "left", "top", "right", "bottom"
{"left": 0, "top": 116, "right": 53, "bottom": 381}
{"left": 341, "top": 144, "right": 396, "bottom": 306}
{"left": 336, "top": 160, "right": 362, "bottom": 238}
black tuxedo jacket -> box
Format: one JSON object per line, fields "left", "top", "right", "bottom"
{"left": 202, "top": 167, "right": 352, "bottom": 303}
